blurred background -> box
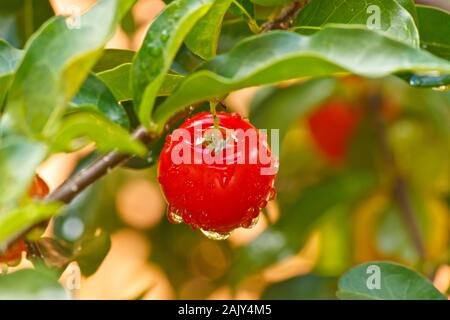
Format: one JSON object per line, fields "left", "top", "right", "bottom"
{"left": 0, "top": 0, "right": 449, "bottom": 299}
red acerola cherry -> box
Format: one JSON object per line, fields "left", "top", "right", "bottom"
{"left": 307, "top": 100, "right": 360, "bottom": 164}
{"left": 158, "top": 112, "right": 277, "bottom": 240}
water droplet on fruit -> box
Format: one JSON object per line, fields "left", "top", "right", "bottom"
{"left": 267, "top": 188, "right": 276, "bottom": 201}
{"left": 258, "top": 199, "right": 268, "bottom": 208}
{"left": 242, "top": 215, "right": 259, "bottom": 229}
{"left": 201, "top": 229, "right": 230, "bottom": 240}
{"left": 167, "top": 207, "right": 183, "bottom": 224}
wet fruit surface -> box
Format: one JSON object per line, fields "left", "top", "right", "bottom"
{"left": 158, "top": 112, "right": 277, "bottom": 238}
{"left": 307, "top": 100, "right": 360, "bottom": 164}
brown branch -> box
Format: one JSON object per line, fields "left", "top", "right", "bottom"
{"left": 2, "top": 104, "right": 204, "bottom": 252}
{"left": 368, "top": 93, "right": 426, "bottom": 260}
{"left": 46, "top": 102, "right": 205, "bottom": 205}
{"left": 46, "top": 126, "right": 152, "bottom": 204}
{"left": 261, "top": 0, "right": 308, "bottom": 32}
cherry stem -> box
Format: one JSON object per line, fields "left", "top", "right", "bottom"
{"left": 210, "top": 100, "right": 220, "bottom": 130}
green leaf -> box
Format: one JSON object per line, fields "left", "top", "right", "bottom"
{"left": 0, "top": 136, "right": 47, "bottom": 209}
{"left": 97, "top": 63, "right": 185, "bottom": 101}
{"left": 185, "top": 0, "right": 233, "bottom": 59}
{"left": 0, "top": 269, "right": 68, "bottom": 300}
{"left": 218, "top": 19, "right": 253, "bottom": 54}
{"left": 229, "top": 0, "right": 259, "bottom": 33}
{"left": 395, "top": 0, "right": 418, "bottom": 24}
{"left": 0, "top": 0, "right": 54, "bottom": 48}
{"left": 53, "top": 171, "right": 125, "bottom": 275}
{"left": 51, "top": 112, "right": 146, "bottom": 156}
{"left": 132, "top": 0, "right": 215, "bottom": 129}
{"left": 231, "top": 172, "right": 375, "bottom": 283}
{"left": 93, "top": 48, "right": 135, "bottom": 73}
{"left": 69, "top": 73, "right": 129, "bottom": 128}
{"left": 74, "top": 230, "right": 111, "bottom": 276}
{"left": 416, "top": 5, "right": 450, "bottom": 60}
{"left": 294, "top": 0, "right": 419, "bottom": 47}
{"left": 0, "top": 202, "right": 61, "bottom": 245}
{"left": 0, "top": 40, "right": 23, "bottom": 107}
{"left": 262, "top": 275, "right": 338, "bottom": 299}
{"left": 153, "top": 26, "right": 450, "bottom": 131}
{"left": 251, "top": 0, "right": 295, "bottom": 6}
{"left": 3, "top": 0, "right": 135, "bottom": 138}
{"left": 337, "top": 262, "right": 447, "bottom": 300}
{"left": 250, "top": 78, "right": 337, "bottom": 140}
{"left": 0, "top": 40, "right": 22, "bottom": 77}
{"left": 54, "top": 174, "right": 123, "bottom": 243}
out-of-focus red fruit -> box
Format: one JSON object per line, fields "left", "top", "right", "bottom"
{"left": 158, "top": 112, "right": 277, "bottom": 239}
{"left": 307, "top": 100, "right": 360, "bottom": 164}
{"left": 0, "top": 175, "right": 49, "bottom": 264}
{"left": 0, "top": 240, "right": 26, "bottom": 265}
{"left": 28, "top": 174, "right": 49, "bottom": 198}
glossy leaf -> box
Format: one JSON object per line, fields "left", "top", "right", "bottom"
{"left": 93, "top": 48, "right": 135, "bottom": 73}
{"left": 229, "top": 0, "right": 259, "bottom": 33}
{"left": 416, "top": 5, "right": 450, "bottom": 60}
{"left": 0, "top": 202, "right": 61, "bottom": 245}
{"left": 0, "top": 136, "right": 47, "bottom": 209}
{"left": 0, "top": 40, "right": 22, "bottom": 77}
{"left": 218, "top": 19, "right": 253, "bottom": 54}
{"left": 69, "top": 73, "right": 129, "bottom": 128}
{"left": 337, "top": 262, "right": 447, "bottom": 300}
{"left": 250, "top": 77, "right": 337, "bottom": 140}
{"left": 53, "top": 170, "right": 124, "bottom": 275}
{"left": 3, "top": 0, "right": 135, "bottom": 138}
{"left": 262, "top": 275, "right": 338, "bottom": 299}
{"left": 231, "top": 172, "right": 375, "bottom": 283}
{"left": 0, "top": 269, "right": 68, "bottom": 300}
{"left": 153, "top": 26, "right": 450, "bottom": 131}
{"left": 0, "top": 40, "right": 22, "bottom": 106}
{"left": 185, "top": 0, "right": 233, "bottom": 59}
{"left": 132, "top": 0, "right": 214, "bottom": 129}
{"left": 251, "top": 0, "right": 295, "bottom": 6}
{"left": 395, "top": 0, "right": 418, "bottom": 24}
{"left": 73, "top": 230, "right": 111, "bottom": 276}
{"left": 97, "top": 63, "right": 185, "bottom": 101}
{"left": 51, "top": 112, "right": 146, "bottom": 156}
{"left": 294, "top": 0, "right": 419, "bottom": 47}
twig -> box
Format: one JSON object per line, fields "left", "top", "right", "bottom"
{"left": 2, "top": 104, "right": 204, "bottom": 252}
{"left": 46, "top": 126, "right": 152, "bottom": 204}
{"left": 261, "top": 0, "right": 308, "bottom": 32}
{"left": 368, "top": 93, "right": 426, "bottom": 260}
